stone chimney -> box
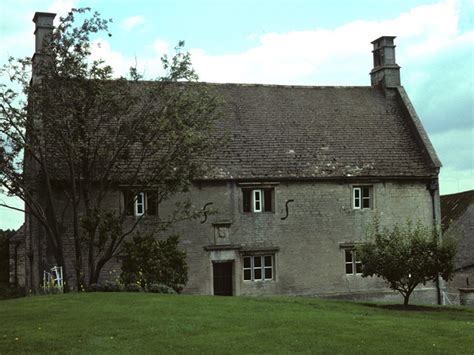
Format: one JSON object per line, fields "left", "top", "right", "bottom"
{"left": 370, "top": 36, "right": 401, "bottom": 88}
{"left": 32, "top": 12, "right": 56, "bottom": 83}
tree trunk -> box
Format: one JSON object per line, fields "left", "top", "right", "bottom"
{"left": 403, "top": 294, "right": 410, "bottom": 306}
{"left": 90, "top": 255, "right": 110, "bottom": 285}
{"left": 403, "top": 288, "right": 414, "bottom": 306}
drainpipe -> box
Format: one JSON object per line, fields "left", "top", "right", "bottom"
{"left": 428, "top": 177, "right": 442, "bottom": 305}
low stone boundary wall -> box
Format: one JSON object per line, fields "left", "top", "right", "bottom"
{"left": 459, "top": 288, "right": 474, "bottom": 306}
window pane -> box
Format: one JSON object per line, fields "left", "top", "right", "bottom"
{"left": 244, "top": 269, "right": 251, "bottom": 280}
{"left": 243, "top": 257, "right": 251, "bottom": 268}
{"left": 264, "top": 189, "right": 273, "bottom": 212}
{"left": 264, "top": 255, "right": 272, "bottom": 267}
{"left": 345, "top": 249, "right": 353, "bottom": 262}
{"left": 136, "top": 193, "right": 145, "bottom": 215}
{"left": 147, "top": 191, "right": 158, "bottom": 215}
{"left": 124, "top": 190, "right": 134, "bottom": 216}
{"left": 362, "top": 197, "right": 370, "bottom": 209}
{"left": 243, "top": 189, "right": 251, "bottom": 212}
{"left": 253, "top": 190, "right": 262, "bottom": 212}
{"left": 353, "top": 188, "right": 361, "bottom": 208}
{"left": 265, "top": 268, "right": 272, "bottom": 279}
{"left": 255, "top": 200, "right": 261, "bottom": 211}
{"left": 356, "top": 262, "right": 363, "bottom": 274}
{"left": 346, "top": 263, "right": 353, "bottom": 274}
{"left": 354, "top": 188, "right": 360, "bottom": 198}
{"left": 254, "top": 268, "right": 262, "bottom": 280}
{"left": 362, "top": 187, "right": 370, "bottom": 198}
{"left": 254, "top": 256, "right": 262, "bottom": 267}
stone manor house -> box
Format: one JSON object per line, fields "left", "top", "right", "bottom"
{"left": 14, "top": 12, "right": 443, "bottom": 302}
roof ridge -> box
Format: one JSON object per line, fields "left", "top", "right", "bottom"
{"left": 441, "top": 189, "right": 474, "bottom": 198}
{"left": 135, "top": 80, "right": 373, "bottom": 89}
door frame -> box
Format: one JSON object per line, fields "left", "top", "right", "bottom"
{"left": 212, "top": 260, "right": 234, "bottom": 296}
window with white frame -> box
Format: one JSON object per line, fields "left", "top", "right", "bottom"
{"left": 124, "top": 190, "right": 158, "bottom": 217}
{"left": 352, "top": 186, "right": 373, "bottom": 209}
{"left": 344, "top": 249, "right": 362, "bottom": 275}
{"left": 135, "top": 192, "right": 145, "bottom": 216}
{"left": 242, "top": 188, "right": 274, "bottom": 213}
{"left": 243, "top": 255, "right": 273, "bottom": 281}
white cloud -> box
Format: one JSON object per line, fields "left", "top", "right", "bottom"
{"left": 153, "top": 39, "right": 169, "bottom": 58}
{"left": 188, "top": 0, "right": 470, "bottom": 86}
{"left": 47, "top": 0, "right": 77, "bottom": 23}
{"left": 89, "top": 38, "right": 170, "bottom": 79}
{"left": 90, "top": 39, "right": 130, "bottom": 76}
{"left": 121, "top": 15, "right": 146, "bottom": 32}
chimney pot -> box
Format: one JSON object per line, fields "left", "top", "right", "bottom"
{"left": 33, "top": 12, "right": 56, "bottom": 54}
{"left": 32, "top": 12, "right": 56, "bottom": 84}
{"left": 370, "top": 36, "right": 401, "bottom": 89}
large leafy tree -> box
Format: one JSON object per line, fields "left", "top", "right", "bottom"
{"left": 0, "top": 8, "right": 219, "bottom": 290}
{"left": 358, "top": 219, "right": 457, "bottom": 306}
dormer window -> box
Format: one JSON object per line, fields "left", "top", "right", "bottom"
{"left": 242, "top": 188, "right": 274, "bottom": 213}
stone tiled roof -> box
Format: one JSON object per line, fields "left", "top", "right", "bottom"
{"left": 198, "top": 83, "right": 438, "bottom": 180}
{"left": 441, "top": 190, "right": 474, "bottom": 231}
{"left": 10, "top": 224, "right": 25, "bottom": 243}
{"left": 42, "top": 82, "right": 439, "bottom": 181}
{"left": 441, "top": 190, "right": 474, "bottom": 270}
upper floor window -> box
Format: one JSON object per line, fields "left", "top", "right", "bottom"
{"left": 345, "top": 249, "right": 362, "bottom": 275}
{"left": 353, "top": 186, "right": 372, "bottom": 209}
{"left": 243, "top": 255, "right": 274, "bottom": 281}
{"left": 124, "top": 190, "right": 158, "bottom": 217}
{"left": 242, "top": 188, "right": 274, "bottom": 213}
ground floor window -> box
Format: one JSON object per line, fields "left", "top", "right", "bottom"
{"left": 344, "top": 249, "right": 362, "bottom": 275}
{"left": 243, "top": 255, "right": 273, "bottom": 281}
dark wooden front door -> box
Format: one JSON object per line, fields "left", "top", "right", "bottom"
{"left": 213, "top": 262, "right": 233, "bottom": 296}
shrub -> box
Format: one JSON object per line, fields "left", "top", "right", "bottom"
{"left": 124, "top": 283, "right": 142, "bottom": 292}
{"left": 87, "top": 281, "right": 123, "bottom": 292}
{"left": 101, "top": 280, "right": 124, "bottom": 292}
{"left": 0, "top": 286, "right": 25, "bottom": 300}
{"left": 121, "top": 234, "right": 188, "bottom": 293}
{"left": 147, "top": 283, "right": 177, "bottom": 294}
{"left": 86, "top": 284, "right": 98, "bottom": 292}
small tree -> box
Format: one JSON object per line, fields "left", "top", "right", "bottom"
{"left": 120, "top": 233, "right": 188, "bottom": 293}
{"left": 358, "top": 219, "right": 457, "bottom": 306}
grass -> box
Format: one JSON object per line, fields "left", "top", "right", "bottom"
{"left": 0, "top": 293, "right": 473, "bottom": 354}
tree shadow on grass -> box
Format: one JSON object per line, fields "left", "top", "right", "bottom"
{"left": 360, "top": 303, "right": 465, "bottom": 312}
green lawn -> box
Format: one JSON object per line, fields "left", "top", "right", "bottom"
{"left": 0, "top": 293, "right": 473, "bottom": 354}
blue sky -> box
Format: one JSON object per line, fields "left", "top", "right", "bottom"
{"left": 0, "top": 0, "right": 473, "bottom": 230}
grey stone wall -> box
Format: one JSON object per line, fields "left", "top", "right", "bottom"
{"left": 8, "top": 241, "right": 25, "bottom": 287}
{"left": 24, "top": 179, "right": 439, "bottom": 302}
{"left": 447, "top": 203, "right": 474, "bottom": 292}
{"left": 453, "top": 204, "right": 474, "bottom": 269}
{"left": 146, "top": 179, "right": 435, "bottom": 301}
